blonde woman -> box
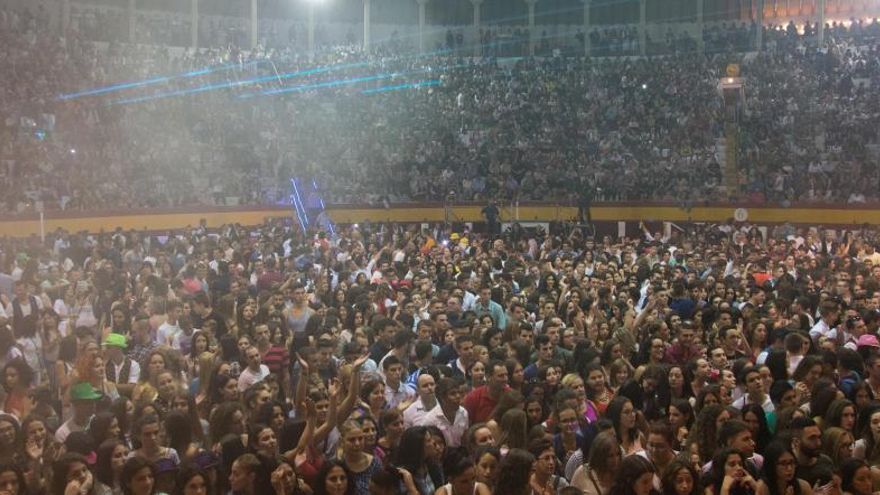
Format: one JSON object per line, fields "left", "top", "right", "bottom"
{"left": 562, "top": 373, "right": 600, "bottom": 423}
{"left": 194, "top": 352, "right": 217, "bottom": 418}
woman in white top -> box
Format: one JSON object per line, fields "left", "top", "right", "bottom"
{"left": 571, "top": 431, "right": 622, "bottom": 495}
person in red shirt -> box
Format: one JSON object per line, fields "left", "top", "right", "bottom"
{"left": 665, "top": 321, "right": 702, "bottom": 366}
{"left": 463, "top": 360, "right": 509, "bottom": 424}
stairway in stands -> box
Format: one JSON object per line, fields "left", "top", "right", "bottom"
{"left": 722, "top": 122, "right": 739, "bottom": 198}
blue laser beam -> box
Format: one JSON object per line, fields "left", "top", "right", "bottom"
{"left": 111, "top": 60, "right": 374, "bottom": 105}
{"left": 256, "top": 73, "right": 394, "bottom": 97}
{"left": 63, "top": 0, "right": 749, "bottom": 105}
{"left": 362, "top": 79, "right": 441, "bottom": 95}
{"left": 250, "top": 63, "right": 464, "bottom": 99}
{"left": 291, "top": 178, "right": 310, "bottom": 227}
{"left": 59, "top": 60, "right": 264, "bottom": 101}
{"left": 289, "top": 179, "right": 308, "bottom": 232}
{"left": 311, "top": 179, "right": 335, "bottom": 236}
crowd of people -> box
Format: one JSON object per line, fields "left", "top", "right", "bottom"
{"left": 2, "top": 5, "right": 880, "bottom": 213}
{"left": 0, "top": 216, "right": 877, "bottom": 495}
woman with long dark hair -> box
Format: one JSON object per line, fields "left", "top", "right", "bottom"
{"left": 0, "top": 415, "right": 19, "bottom": 464}
{"left": 838, "top": 458, "right": 872, "bottom": 495}
{"left": 90, "top": 411, "right": 122, "bottom": 446}
{"left": 51, "top": 453, "right": 95, "bottom": 495}
{"left": 668, "top": 400, "right": 694, "bottom": 451}
{"left": 494, "top": 449, "right": 534, "bottom": 495}
{"left": 687, "top": 405, "right": 730, "bottom": 465}
{"left": 247, "top": 423, "right": 278, "bottom": 459}
{"left": 660, "top": 458, "right": 701, "bottom": 495}
{"left": 740, "top": 404, "right": 772, "bottom": 453}
{"left": 391, "top": 426, "right": 442, "bottom": 495}
{"left": 667, "top": 365, "right": 692, "bottom": 402}
{"left": 209, "top": 402, "right": 245, "bottom": 447}
{"left": 165, "top": 411, "right": 200, "bottom": 463}
{"left": 375, "top": 409, "right": 404, "bottom": 465}
{"left": 130, "top": 415, "right": 180, "bottom": 472}
{"left": 583, "top": 363, "right": 615, "bottom": 415}
{"left": 755, "top": 442, "right": 810, "bottom": 495}
{"left": 3, "top": 358, "right": 34, "bottom": 418}
{"left": 172, "top": 465, "right": 213, "bottom": 495}
{"left": 228, "top": 453, "right": 270, "bottom": 495}
{"left": 209, "top": 373, "right": 240, "bottom": 412}
{"left": 20, "top": 415, "right": 56, "bottom": 482}
{"left": 705, "top": 448, "right": 757, "bottom": 495}
{"left": 94, "top": 439, "right": 129, "bottom": 495}
{"left": 313, "top": 459, "right": 355, "bottom": 495}
{"left": 121, "top": 457, "right": 157, "bottom": 495}
{"left": 824, "top": 399, "right": 857, "bottom": 433}
{"left": 852, "top": 403, "right": 880, "bottom": 464}
{"left": 435, "top": 448, "right": 491, "bottom": 495}
{"left": 111, "top": 398, "right": 134, "bottom": 448}
{"left": 606, "top": 396, "right": 643, "bottom": 455}
{"left": 608, "top": 455, "right": 658, "bottom": 495}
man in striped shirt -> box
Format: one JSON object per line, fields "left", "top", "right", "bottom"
{"left": 256, "top": 324, "right": 290, "bottom": 395}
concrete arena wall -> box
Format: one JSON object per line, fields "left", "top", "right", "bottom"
{"left": 1, "top": 203, "right": 879, "bottom": 237}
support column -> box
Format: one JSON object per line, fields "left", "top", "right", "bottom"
{"left": 250, "top": 0, "right": 258, "bottom": 49}
{"left": 308, "top": 3, "right": 316, "bottom": 57}
{"left": 417, "top": 0, "right": 428, "bottom": 53}
{"left": 582, "top": 0, "right": 591, "bottom": 57}
{"left": 696, "top": 0, "right": 704, "bottom": 53}
{"left": 817, "top": 0, "right": 825, "bottom": 45}
{"left": 756, "top": 0, "right": 764, "bottom": 50}
{"left": 526, "top": 0, "right": 538, "bottom": 56}
{"left": 127, "top": 0, "right": 136, "bottom": 43}
{"left": 363, "top": 0, "right": 371, "bottom": 52}
{"left": 471, "top": 0, "right": 483, "bottom": 57}
{"left": 190, "top": 0, "right": 198, "bottom": 49}
{"left": 61, "top": 0, "right": 70, "bottom": 35}
{"left": 639, "top": 0, "right": 646, "bottom": 56}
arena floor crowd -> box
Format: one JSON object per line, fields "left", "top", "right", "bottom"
{"left": 0, "top": 217, "right": 873, "bottom": 495}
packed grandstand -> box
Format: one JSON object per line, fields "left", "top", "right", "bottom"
{"left": 2, "top": 1, "right": 880, "bottom": 495}
{"left": 2, "top": 3, "right": 880, "bottom": 212}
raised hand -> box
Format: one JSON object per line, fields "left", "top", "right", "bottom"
{"left": 327, "top": 379, "right": 340, "bottom": 400}
{"left": 25, "top": 439, "right": 43, "bottom": 461}
{"left": 352, "top": 352, "right": 370, "bottom": 369}
{"left": 295, "top": 353, "right": 310, "bottom": 373}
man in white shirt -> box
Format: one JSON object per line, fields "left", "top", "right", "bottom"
{"left": 404, "top": 372, "right": 438, "bottom": 427}
{"left": 103, "top": 333, "right": 139, "bottom": 397}
{"left": 5, "top": 280, "right": 42, "bottom": 334}
{"left": 238, "top": 346, "right": 270, "bottom": 392}
{"left": 809, "top": 301, "right": 840, "bottom": 346}
{"left": 417, "top": 377, "right": 469, "bottom": 448}
{"left": 156, "top": 300, "right": 182, "bottom": 347}
{"left": 383, "top": 356, "right": 415, "bottom": 410}
{"left": 732, "top": 366, "right": 774, "bottom": 413}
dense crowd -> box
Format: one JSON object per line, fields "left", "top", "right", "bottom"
{"left": 2, "top": 6, "right": 880, "bottom": 213}
{"left": 0, "top": 217, "right": 879, "bottom": 495}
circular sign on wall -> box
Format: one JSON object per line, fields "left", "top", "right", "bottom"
{"left": 734, "top": 208, "right": 748, "bottom": 222}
